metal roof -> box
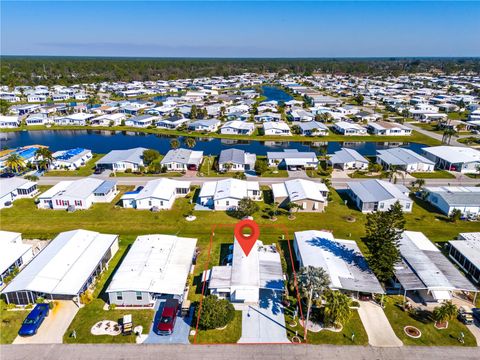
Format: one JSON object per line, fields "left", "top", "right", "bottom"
{"left": 424, "top": 186, "right": 480, "bottom": 206}
{"left": 377, "top": 148, "right": 434, "bottom": 166}
{"left": 449, "top": 237, "right": 480, "bottom": 270}
{"left": 329, "top": 148, "right": 369, "bottom": 165}
{"left": 0, "top": 231, "right": 31, "bottom": 274}
{"left": 2, "top": 230, "right": 118, "bottom": 296}
{"left": 422, "top": 146, "right": 480, "bottom": 164}
{"left": 0, "top": 178, "right": 34, "bottom": 198}
{"left": 347, "top": 179, "right": 410, "bottom": 203}
{"left": 218, "top": 148, "right": 246, "bottom": 165}
{"left": 395, "top": 231, "right": 477, "bottom": 292}
{"left": 161, "top": 148, "right": 203, "bottom": 166}
{"left": 294, "top": 230, "right": 384, "bottom": 294}
{"left": 97, "top": 147, "right": 147, "bottom": 165}
{"left": 106, "top": 234, "right": 197, "bottom": 296}
{"left": 131, "top": 178, "right": 190, "bottom": 201}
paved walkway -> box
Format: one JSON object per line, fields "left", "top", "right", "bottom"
{"left": 238, "top": 290, "right": 290, "bottom": 343}
{"left": 3, "top": 344, "right": 480, "bottom": 360}
{"left": 13, "top": 301, "right": 79, "bottom": 344}
{"left": 357, "top": 301, "right": 403, "bottom": 347}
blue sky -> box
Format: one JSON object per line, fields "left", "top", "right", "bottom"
{"left": 1, "top": 1, "right": 479, "bottom": 57}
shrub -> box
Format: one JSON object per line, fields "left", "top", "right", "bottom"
{"left": 108, "top": 303, "right": 116, "bottom": 311}
{"left": 48, "top": 301, "right": 55, "bottom": 309}
{"left": 25, "top": 303, "right": 33, "bottom": 309}
{"left": 7, "top": 303, "right": 17, "bottom": 310}
{"left": 80, "top": 290, "right": 93, "bottom": 305}
{"left": 35, "top": 297, "right": 45, "bottom": 304}
{"left": 230, "top": 197, "right": 259, "bottom": 219}
{"left": 194, "top": 295, "right": 235, "bottom": 330}
{"left": 125, "top": 168, "right": 132, "bottom": 174}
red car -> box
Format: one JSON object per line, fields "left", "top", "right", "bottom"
{"left": 156, "top": 299, "right": 179, "bottom": 335}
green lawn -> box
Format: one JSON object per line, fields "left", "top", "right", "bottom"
{"left": 63, "top": 236, "right": 154, "bottom": 344}
{"left": 2, "top": 188, "right": 480, "bottom": 344}
{"left": 410, "top": 170, "right": 456, "bottom": 179}
{"left": 190, "top": 311, "right": 242, "bottom": 344}
{"left": 197, "top": 155, "right": 238, "bottom": 177}
{"left": 0, "top": 125, "right": 442, "bottom": 146}
{"left": 259, "top": 168, "right": 289, "bottom": 177}
{"left": 383, "top": 296, "right": 476, "bottom": 346}
{"left": 46, "top": 154, "right": 104, "bottom": 176}
{"left": 0, "top": 304, "right": 28, "bottom": 344}
{"left": 347, "top": 171, "right": 384, "bottom": 179}
{"left": 284, "top": 310, "right": 368, "bottom": 345}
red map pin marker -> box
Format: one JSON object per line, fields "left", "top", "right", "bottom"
{"left": 234, "top": 219, "right": 260, "bottom": 257}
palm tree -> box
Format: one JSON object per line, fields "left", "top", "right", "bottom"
{"left": 322, "top": 290, "right": 352, "bottom": 328}
{"left": 387, "top": 165, "right": 404, "bottom": 184}
{"left": 184, "top": 137, "right": 196, "bottom": 149}
{"left": 295, "top": 266, "right": 330, "bottom": 340}
{"left": 442, "top": 129, "right": 458, "bottom": 144}
{"left": 5, "top": 153, "right": 25, "bottom": 173}
{"left": 286, "top": 202, "right": 302, "bottom": 218}
{"left": 35, "top": 148, "right": 54, "bottom": 169}
{"left": 170, "top": 138, "right": 180, "bottom": 149}
{"left": 432, "top": 301, "right": 457, "bottom": 327}
{"left": 37, "top": 159, "right": 49, "bottom": 171}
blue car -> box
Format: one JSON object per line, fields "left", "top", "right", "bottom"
{"left": 18, "top": 304, "right": 49, "bottom": 336}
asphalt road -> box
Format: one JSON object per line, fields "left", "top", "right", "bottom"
{"left": 37, "top": 175, "right": 480, "bottom": 189}
{"left": 1, "top": 344, "right": 480, "bottom": 360}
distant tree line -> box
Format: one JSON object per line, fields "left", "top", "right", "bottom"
{"left": 1, "top": 57, "right": 479, "bottom": 86}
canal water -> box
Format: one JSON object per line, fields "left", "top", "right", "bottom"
{"left": 0, "top": 130, "right": 427, "bottom": 156}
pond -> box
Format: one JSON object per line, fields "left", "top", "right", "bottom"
{"left": 261, "top": 86, "right": 293, "bottom": 103}
{"left": 0, "top": 130, "right": 427, "bottom": 156}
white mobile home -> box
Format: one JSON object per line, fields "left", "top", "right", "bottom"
{"left": 1, "top": 229, "right": 119, "bottom": 304}
{"left": 120, "top": 178, "right": 190, "bottom": 210}
{"left": 376, "top": 148, "right": 435, "bottom": 172}
{"left": 198, "top": 178, "right": 261, "bottom": 210}
{"left": 37, "top": 178, "right": 117, "bottom": 210}
{"left": 106, "top": 234, "right": 197, "bottom": 306}
{"left": 0, "top": 178, "right": 38, "bottom": 209}
{"left": 96, "top": 147, "right": 147, "bottom": 171}
{"left": 347, "top": 179, "right": 413, "bottom": 213}
{"left": 0, "top": 231, "right": 33, "bottom": 285}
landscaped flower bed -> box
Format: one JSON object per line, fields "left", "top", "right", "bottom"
{"left": 404, "top": 325, "right": 421, "bottom": 338}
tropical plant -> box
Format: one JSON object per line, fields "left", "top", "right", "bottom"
{"left": 35, "top": 147, "right": 54, "bottom": 167}
{"left": 254, "top": 159, "right": 268, "bottom": 175}
{"left": 387, "top": 165, "right": 404, "bottom": 184}
{"left": 295, "top": 266, "right": 330, "bottom": 340}
{"left": 322, "top": 290, "right": 352, "bottom": 328}
{"left": 194, "top": 295, "right": 235, "bottom": 330}
{"left": 449, "top": 208, "right": 462, "bottom": 223}
{"left": 286, "top": 202, "right": 302, "bottom": 217}
{"left": 5, "top": 153, "right": 25, "bottom": 173}
{"left": 432, "top": 301, "right": 457, "bottom": 325}
{"left": 442, "top": 128, "right": 458, "bottom": 144}
{"left": 0, "top": 99, "right": 10, "bottom": 115}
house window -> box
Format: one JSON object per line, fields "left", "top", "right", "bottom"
{"left": 160, "top": 201, "right": 163, "bottom": 206}
{"left": 148, "top": 200, "right": 152, "bottom": 206}
{"left": 136, "top": 292, "right": 142, "bottom": 301}
{"left": 226, "top": 201, "right": 230, "bottom": 206}
{"left": 405, "top": 203, "right": 411, "bottom": 210}
{"left": 116, "top": 292, "right": 123, "bottom": 301}
{"left": 379, "top": 203, "right": 385, "bottom": 209}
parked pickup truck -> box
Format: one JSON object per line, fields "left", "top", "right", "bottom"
{"left": 18, "top": 303, "right": 50, "bottom": 336}
{"left": 156, "top": 299, "right": 179, "bottom": 336}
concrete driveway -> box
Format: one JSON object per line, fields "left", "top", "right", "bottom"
{"left": 358, "top": 301, "right": 403, "bottom": 347}
{"left": 14, "top": 300, "right": 79, "bottom": 344}
{"left": 238, "top": 290, "right": 290, "bottom": 343}
{"left": 143, "top": 299, "right": 191, "bottom": 344}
